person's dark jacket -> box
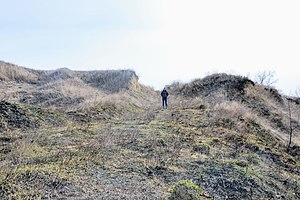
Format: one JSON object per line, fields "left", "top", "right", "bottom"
{"left": 161, "top": 89, "right": 169, "bottom": 98}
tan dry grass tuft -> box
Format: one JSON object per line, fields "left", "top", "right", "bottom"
{"left": 214, "top": 101, "right": 256, "bottom": 120}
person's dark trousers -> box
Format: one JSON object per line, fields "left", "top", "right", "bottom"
{"left": 162, "top": 97, "right": 168, "bottom": 109}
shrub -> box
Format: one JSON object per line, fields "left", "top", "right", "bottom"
{"left": 168, "top": 180, "right": 202, "bottom": 200}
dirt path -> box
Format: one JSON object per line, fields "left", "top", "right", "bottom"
{"left": 2, "top": 106, "right": 300, "bottom": 200}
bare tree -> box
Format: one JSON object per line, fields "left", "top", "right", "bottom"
{"left": 286, "top": 87, "right": 300, "bottom": 151}
{"left": 287, "top": 98, "right": 293, "bottom": 150}
{"left": 255, "top": 70, "right": 278, "bottom": 87}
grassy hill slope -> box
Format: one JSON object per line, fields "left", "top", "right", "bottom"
{"left": 0, "top": 63, "right": 299, "bottom": 199}
{"left": 0, "top": 61, "right": 147, "bottom": 109}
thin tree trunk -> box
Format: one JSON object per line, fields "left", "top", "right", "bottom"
{"left": 287, "top": 99, "right": 293, "bottom": 150}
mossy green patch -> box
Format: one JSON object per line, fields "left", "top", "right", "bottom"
{"left": 168, "top": 180, "right": 201, "bottom": 200}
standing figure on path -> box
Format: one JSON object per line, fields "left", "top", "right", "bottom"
{"left": 161, "top": 88, "right": 169, "bottom": 109}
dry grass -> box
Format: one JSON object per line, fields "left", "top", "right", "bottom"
{"left": 245, "top": 84, "right": 300, "bottom": 146}
{"left": 169, "top": 95, "right": 207, "bottom": 110}
{"left": 0, "top": 64, "right": 300, "bottom": 199}
{"left": 0, "top": 61, "right": 37, "bottom": 82}
{"left": 213, "top": 101, "right": 257, "bottom": 122}
{"left": 1, "top": 95, "right": 300, "bottom": 199}
{"left": 0, "top": 72, "right": 150, "bottom": 112}
{"left": 0, "top": 62, "right": 143, "bottom": 111}
{"left": 77, "top": 69, "right": 138, "bottom": 93}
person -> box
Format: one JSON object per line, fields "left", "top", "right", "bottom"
{"left": 161, "top": 87, "right": 169, "bottom": 109}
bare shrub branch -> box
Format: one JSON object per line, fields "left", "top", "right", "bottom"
{"left": 254, "top": 70, "right": 278, "bottom": 86}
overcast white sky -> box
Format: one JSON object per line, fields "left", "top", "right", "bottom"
{"left": 1, "top": 0, "right": 300, "bottom": 94}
